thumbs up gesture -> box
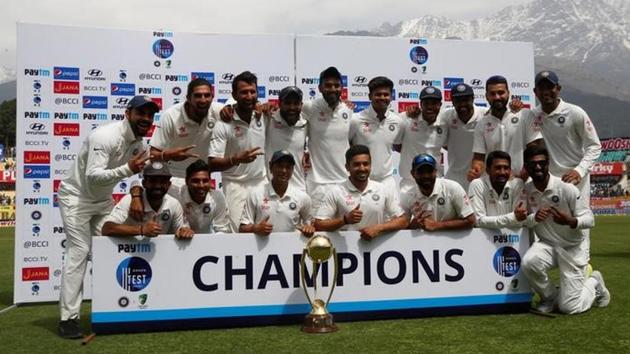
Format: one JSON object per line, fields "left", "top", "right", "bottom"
{"left": 142, "top": 215, "right": 163, "bottom": 237}
{"left": 344, "top": 203, "right": 363, "bottom": 225}
{"left": 514, "top": 200, "right": 527, "bottom": 221}
{"left": 254, "top": 215, "right": 274, "bottom": 236}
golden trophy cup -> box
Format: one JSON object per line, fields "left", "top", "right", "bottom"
{"left": 300, "top": 234, "right": 339, "bottom": 333}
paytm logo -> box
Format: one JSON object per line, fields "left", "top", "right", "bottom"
{"left": 53, "top": 67, "right": 80, "bottom": 81}
{"left": 83, "top": 96, "right": 108, "bottom": 109}
{"left": 191, "top": 72, "right": 215, "bottom": 84}
{"left": 111, "top": 83, "right": 136, "bottom": 96}
{"left": 25, "top": 68, "right": 51, "bottom": 77}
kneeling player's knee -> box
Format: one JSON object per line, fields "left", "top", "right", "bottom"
{"left": 521, "top": 252, "right": 541, "bottom": 274}
{"left": 558, "top": 297, "right": 583, "bottom": 315}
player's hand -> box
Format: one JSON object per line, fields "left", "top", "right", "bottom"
{"left": 561, "top": 169, "right": 582, "bottom": 185}
{"left": 406, "top": 105, "right": 421, "bottom": 118}
{"left": 234, "top": 147, "right": 264, "bottom": 164}
{"left": 142, "top": 217, "right": 163, "bottom": 237}
{"left": 254, "top": 216, "right": 273, "bottom": 236}
{"left": 344, "top": 204, "right": 363, "bottom": 224}
{"left": 128, "top": 150, "right": 150, "bottom": 173}
{"left": 261, "top": 102, "right": 279, "bottom": 117}
{"left": 535, "top": 207, "right": 551, "bottom": 223}
{"left": 220, "top": 105, "right": 235, "bottom": 122}
{"left": 297, "top": 224, "right": 315, "bottom": 237}
{"left": 422, "top": 217, "right": 441, "bottom": 232}
{"left": 359, "top": 225, "right": 382, "bottom": 241}
{"left": 342, "top": 99, "right": 356, "bottom": 111}
{"left": 129, "top": 193, "right": 144, "bottom": 222}
{"left": 302, "top": 151, "right": 311, "bottom": 172}
{"left": 467, "top": 166, "right": 482, "bottom": 181}
{"left": 156, "top": 145, "right": 199, "bottom": 162}
{"left": 509, "top": 97, "right": 523, "bottom": 113}
{"left": 514, "top": 201, "right": 528, "bottom": 221}
{"left": 550, "top": 207, "right": 578, "bottom": 228}
{"left": 175, "top": 227, "right": 195, "bottom": 239}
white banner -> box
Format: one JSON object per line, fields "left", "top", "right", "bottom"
{"left": 15, "top": 24, "right": 534, "bottom": 304}
{"left": 92, "top": 229, "right": 531, "bottom": 333}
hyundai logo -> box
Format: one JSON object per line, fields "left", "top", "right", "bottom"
{"left": 222, "top": 73, "right": 234, "bottom": 81}
{"left": 116, "top": 97, "right": 129, "bottom": 105}
{"left": 354, "top": 76, "right": 367, "bottom": 84}
{"left": 88, "top": 69, "right": 103, "bottom": 77}
{"left": 29, "top": 123, "right": 45, "bottom": 131}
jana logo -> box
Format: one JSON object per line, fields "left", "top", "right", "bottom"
{"left": 409, "top": 46, "right": 429, "bottom": 65}
{"left": 492, "top": 247, "right": 521, "bottom": 277}
{"left": 152, "top": 39, "right": 174, "bottom": 59}
{"left": 116, "top": 257, "right": 152, "bottom": 292}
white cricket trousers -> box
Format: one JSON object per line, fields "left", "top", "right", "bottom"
{"left": 223, "top": 178, "right": 265, "bottom": 232}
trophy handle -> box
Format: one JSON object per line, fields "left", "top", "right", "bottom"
{"left": 300, "top": 249, "right": 314, "bottom": 307}
{"left": 325, "top": 247, "right": 338, "bottom": 308}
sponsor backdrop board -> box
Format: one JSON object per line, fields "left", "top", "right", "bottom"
{"left": 15, "top": 23, "right": 294, "bottom": 303}
{"left": 15, "top": 24, "right": 534, "bottom": 304}
{"left": 92, "top": 229, "right": 531, "bottom": 333}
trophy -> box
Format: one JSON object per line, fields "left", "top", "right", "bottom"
{"left": 300, "top": 234, "right": 339, "bottom": 333}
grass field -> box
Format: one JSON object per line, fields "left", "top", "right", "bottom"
{"left": 1, "top": 217, "right": 629, "bottom": 353}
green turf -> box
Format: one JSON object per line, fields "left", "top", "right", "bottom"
{"left": 1, "top": 217, "right": 629, "bottom": 353}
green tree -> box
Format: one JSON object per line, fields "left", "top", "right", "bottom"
{"left": 0, "top": 99, "right": 16, "bottom": 149}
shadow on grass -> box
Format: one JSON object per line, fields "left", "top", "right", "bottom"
{"left": 590, "top": 252, "right": 630, "bottom": 258}
{"left": 30, "top": 312, "right": 93, "bottom": 336}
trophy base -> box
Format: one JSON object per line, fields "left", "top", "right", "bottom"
{"left": 301, "top": 314, "right": 338, "bottom": 333}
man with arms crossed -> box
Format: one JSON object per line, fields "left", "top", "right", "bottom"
{"left": 57, "top": 95, "right": 158, "bottom": 338}
{"left": 521, "top": 145, "right": 609, "bottom": 314}
{"left": 314, "top": 145, "right": 407, "bottom": 241}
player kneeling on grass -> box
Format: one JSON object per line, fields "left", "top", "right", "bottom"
{"left": 101, "top": 162, "right": 194, "bottom": 239}
{"left": 313, "top": 145, "right": 408, "bottom": 240}
{"left": 402, "top": 154, "right": 475, "bottom": 231}
{"left": 239, "top": 150, "right": 315, "bottom": 237}
{"left": 521, "top": 145, "right": 610, "bottom": 314}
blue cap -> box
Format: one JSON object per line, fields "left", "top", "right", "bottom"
{"left": 451, "top": 83, "right": 474, "bottom": 98}
{"left": 270, "top": 150, "right": 295, "bottom": 165}
{"left": 279, "top": 86, "right": 303, "bottom": 102}
{"left": 535, "top": 70, "right": 559, "bottom": 86}
{"left": 420, "top": 86, "right": 442, "bottom": 100}
{"left": 143, "top": 161, "right": 171, "bottom": 177}
{"left": 127, "top": 95, "right": 160, "bottom": 112}
{"left": 412, "top": 154, "right": 437, "bottom": 170}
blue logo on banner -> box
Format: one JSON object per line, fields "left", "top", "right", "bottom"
{"left": 191, "top": 72, "right": 215, "bottom": 84}
{"left": 153, "top": 39, "right": 174, "bottom": 59}
{"left": 111, "top": 83, "right": 136, "bottom": 96}
{"left": 83, "top": 96, "right": 108, "bottom": 109}
{"left": 444, "top": 77, "right": 464, "bottom": 90}
{"left": 257, "top": 86, "right": 266, "bottom": 98}
{"left": 116, "top": 257, "right": 152, "bottom": 292}
{"left": 53, "top": 67, "right": 80, "bottom": 81}
{"left": 409, "top": 46, "right": 429, "bottom": 65}
{"left": 493, "top": 247, "right": 521, "bottom": 277}
{"left": 24, "top": 165, "right": 51, "bottom": 179}
{"left": 341, "top": 75, "right": 348, "bottom": 87}
{"left": 353, "top": 101, "right": 371, "bottom": 113}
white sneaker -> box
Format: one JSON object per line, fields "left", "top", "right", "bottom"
{"left": 533, "top": 297, "right": 556, "bottom": 313}
{"left": 591, "top": 271, "right": 611, "bottom": 308}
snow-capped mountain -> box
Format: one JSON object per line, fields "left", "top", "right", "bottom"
{"left": 333, "top": 0, "right": 630, "bottom": 102}
{"left": 0, "top": 66, "right": 16, "bottom": 85}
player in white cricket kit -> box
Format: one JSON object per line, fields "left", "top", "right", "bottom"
{"left": 468, "top": 151, "right": 527, "bottom": 229}
{"left": 240, "top": 150, "right": 315, "bottom": 237}
{"left": 101, "top": 162, "right": 193, "bottom": 238}
{"left": 149, "top": 78, "right": 224, "bottom": 188}
{"left": 524, "top": 70, "right": 601, "bottom": 202}
{"left": 401, "top": 154, "right": 475, "bottom": 231}
{"left": 56, "top": 95, "right": 158, "bottom": 339}
{"left": 302, "top": 67, "right": 353, "bottom": 199}
{"left": 521, "top": 145, "right": 610, "bottom": 314}
{"left": 177, "top": 159, "right": 231, "bottom": 233}
{"left": 398, "top": 86, "right": 447, "bottom": 194}
{"left": 468, "top": 75, "right": 541, "bottom": 181}
{"left": 349, "top": 76, "right": 404, "bottom": 192}
{"left": 443, "top": 83, "right": 485, "bottom": 190}
{"left": 209, "top": 71, "right": 267, "bottom": 230}
{"left": 314, "top": 145, "right": 407, "bottom": 241}
{"left": 265, "top": 87, "right": 308, "bottom": 192}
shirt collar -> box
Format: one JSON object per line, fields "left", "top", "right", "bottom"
{"left": 344, "top": 179, "right": 374, "bottom": 195}
{"left": 271, "top": 110, "right": 307, "bottom": 127}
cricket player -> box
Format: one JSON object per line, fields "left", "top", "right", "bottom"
{"left": 314, "top": 145, "right": 407, "bottom": 241}
{"left": 240, "top": 150, "right": 314, "bottom": 237}
{"left": 521, "top": 145, "right": 610, "bottom": 314}
{"left": 57, "top": 95, "right": 158, "bottom": 338}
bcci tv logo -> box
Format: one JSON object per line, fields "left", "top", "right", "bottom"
{"left": 492, "top": 247, "right": 521, "bottom": 277}
{"left": 116, "top": 257, "right": 152, "bottom": 292}
{"left": 153, "top": 39, "right": 174, "bottom": 59}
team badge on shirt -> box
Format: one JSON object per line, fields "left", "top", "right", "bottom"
{"left": 558, "top": 116, "right": 565, "bottom": 124}
{"left": 551, "top": 195, "right": 560, "bottom": 203}
{"left": 438, "top": 197, "right": 445, "bottom": 205}
{"left": 202, "top": 204, "right": 211, "bottom": 214}
{"left": 289, "top": 202, "right": 297, "bottom": 210}
{"left": 389, "top": 124, "right": 395, "bottom": 131}
{"left": 511, "top": 117, "right": 519, "bottom": 124}
{"left": 503, "top": 192, "right": 509, "bottom": 200}
{"left": 208, "top": 121, "right": 215, "bottom": 129}
{"left": 436, "top": 127, "right": 443, "bottom": 134}
{"left": 342, "top": 112, "right": 349, "bottom": 120}
{"left": 160, "top": 209, "right": 171, "bottom": 221}
{"left": 256, "top": 120, "right": 262, "bottom": 127}
{"left": 372, "top": 194, "right": 380, "bottom": 201}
